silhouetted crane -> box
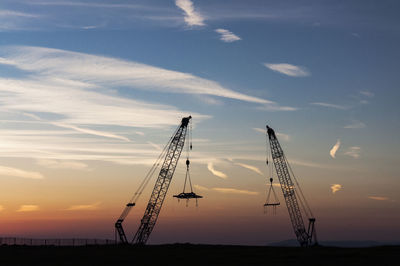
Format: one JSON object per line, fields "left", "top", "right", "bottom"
{"left": 266, "top": 125, "right": 317, "bottom": 247}
{"left": 115, "top": 116, "right": 192, "bottom": 245}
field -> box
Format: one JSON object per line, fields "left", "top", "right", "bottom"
{"left": 0, "top": 244, "right": 398, "bottom": 266}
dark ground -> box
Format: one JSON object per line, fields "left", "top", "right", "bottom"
{"left": 0, "top": 244, "right": 398, "bottom": 266}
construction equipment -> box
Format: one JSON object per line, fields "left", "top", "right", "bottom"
{"left": 115, "top": 116, "right": 192, "bottom": 245}
{"left": 266, "top": 125, "right": 317, "bottom": 247}
{"left": 264, "top": 177, "right": 280, "bottom": 215}
{"left": 173, "top": 128, "right": 202, "bottom": 206}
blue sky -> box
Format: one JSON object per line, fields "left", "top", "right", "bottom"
{"left": 0, "top": 0, "right": 399, "bottom": 244}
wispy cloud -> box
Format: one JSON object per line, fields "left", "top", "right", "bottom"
{"left": 194, "top": 185, "right": 259, "bottom": 195}
{"left": 207, "top": 162, "right": 228, "bottom": 179}
{"left": 65, "top": 202, "right": 101, "bottom": 211}
{"left": 175, "top": 0, "right": 205, "bottom": 27}
{"left": 311, "top": 102, "right": 349, "bottom": 110}
{"left": 263, "top": 63, "right": 310, "bottom": 77}
{"left": 17, "top": 205, "right": 39, "bottom": 212}
{"left": 360, "top": 90, "right": 374, "bottom": 98}
{"left": 368, "top": 196, "right": 389, "bottom": 201}
{"left": 215, "top": 28, "right": 241, "bottom": 42}
{"left": 193, "top": 184, "right": 210, "bottom": 191}
{"left": 331, "top": 184, "right": 342, "bottom": 194}
{"left": 0, "top": 10, "right": 40, "bottom": 31}
{"left": 277, "top": 132, "right": 291, "bottom": 141}
{"left": 37, "top": 159, "right": 89, "bottom": 170}
{"left": 212, "top": 187, "right": 259, "bottom": 195}
{"left": 0, "top": 165, "right": 43, "bottom": 179}
{"left": 0, "top": 124, "right": 162, "bottom": 166}
{"left": 235, "top": 162, "right": 263, "bottom": 175}
{"left": 344, "top": 121, "right": 366, "bottom": 129}
{"left": 344, "top": 146, "right": 360, "bottom": 159}
{"left": 53, "top": 122, "right": 130, "bottom": 142}
{"left": 0, "top": 45, "right": 295, "bottom": 165}
{"left": 330, "top": 139, "right": 341, "bottom": 158}
{"left": 257, "top": 104, "right": 298, "bottom": 111}
{"left": 253, "top": 128, "right": 266, "bottom": 134}
{"left": 0, "top": 10, "right": 40, "bottom": 18}
{"left": 27, "top": 2, "right": 150, "bottom": 9}
{"left": 147, "top": 141, "right": 162, "bottom": 151}
{"left": 1, "top": 46, "right": 269, "bottom": 105}
{"left": 290, "top": 159, "right": 331, "bottom": 169}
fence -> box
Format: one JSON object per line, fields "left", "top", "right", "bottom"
{"left": 0, "top": 237, "right": 117, "bottom": 246}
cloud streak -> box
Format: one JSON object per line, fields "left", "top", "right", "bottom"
{"left": 344, "top": 146, "right": 360, "bottom": 159}
{"left": 360, "top": 91, "right": 374, "bottom": 98}
{"left": 1, "top": 46, "right": 269, "bottom": 105}
{"left": 65, "top": 202, "right": 101, "bottom": 211}
{"left": 0, "top": 165, "right": 44, "bottom": 179}
{"left": 17, "top": 205, "right": 39, "bottom": 212}
{"left": 175, "top": 0, "right": 205, "bottom": 27}
{"left": 311, "top": 102, "right": 349, "bottom": 110}
{"left": 263, "top": 63, "right": 310, "bottom": 77}
{"left": 235, "top": 162, "right": 263, "bottom": 175}
{"left": 368, "top": 196, "right": 389, "bottom": 201}
{"left": 207, "top": 162, "right": 228, "bottom": 179}
{"left": 194, "top": 185, "right": 259, "bottom": 195}
{"left": 53, "top": 122, "right": 130, "bottom": 142}
{"left": 37, "top": 159, "right": 89, "bottom": 170}
{"left": 215, "top": 28, "right": 241, "bottom": 42}
{"left": 212, "top": 187, "right": 259, "bottom": 195}
{"left": 344, "top": 121, "right": 366, "bottom": 129}
{"left": 330, "top": 139, "right": 341, "bottom": 158}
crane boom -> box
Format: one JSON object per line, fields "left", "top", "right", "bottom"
{"left": 266, "top": 125, "right": 317, "bottom": 247}
{"left": 132, "top": 116, "right": 191, "bottom": 245}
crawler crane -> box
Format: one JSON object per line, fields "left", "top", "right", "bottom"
{"left": 115, "top": 116, "right": 194, "bottom": 245}
{"left": 266, "top": 125, "right": 317, "bottom": 247}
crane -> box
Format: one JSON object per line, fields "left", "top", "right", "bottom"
{"left": 115, "top": 116, "right": 192, "bottom": 245}
{"left": 266, "top": 125, "right": 317, "bottom": 247}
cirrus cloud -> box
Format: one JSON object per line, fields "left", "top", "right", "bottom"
{"left": 215, "top": 28, "right": 241, "bottom": 42}
{"left": 368, "top": 196, "right": 389, "bottom": 201}
{"left": 330, "top": 139, "right": 341, "bottom": 158}
{"left": 17, "top": 205, "right": 39, "bottom": 212}
{"left": 0, "top": 165, "right": 43, "bottom": 179}
{"left": 65, "top": 202, "right": 101, "bottom": 211}
{"left": 263, "top": 63, "right": 310, "bottom": 77}
{"left": 212, "top": 187, "right": 259, "bottom": 195}
{"left": 207, "top": 162, "right": 228, "bottom": 179}
{"left": 175, "top": 0, "right": 205, "bottom": 27}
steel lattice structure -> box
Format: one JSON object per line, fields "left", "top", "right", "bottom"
{"left": 267, "top": 125, "right": 317, "bottom": 247}
{"left": 132, "top": 116, "right": 191, "bottom": 245}
{"left": 115, "top": 116, "right": 191, "bottom": 245}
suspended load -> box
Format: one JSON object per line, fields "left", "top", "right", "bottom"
{"left": 173, "top": 120, "right": 202, "bottom": 206}
{"left": 264, "top": 177, "right": 280, "bottom": 214}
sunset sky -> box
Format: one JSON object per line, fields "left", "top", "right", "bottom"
{"left": 0, "top": 0, "right": 399, "bottom": 245}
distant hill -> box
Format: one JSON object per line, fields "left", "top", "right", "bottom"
{"left": 268, "top": 239, "right": 400, "bottom": 247}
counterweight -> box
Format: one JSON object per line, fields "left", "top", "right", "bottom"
{"left": 266, "top": 125, "right": 317, "bottom": 247}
